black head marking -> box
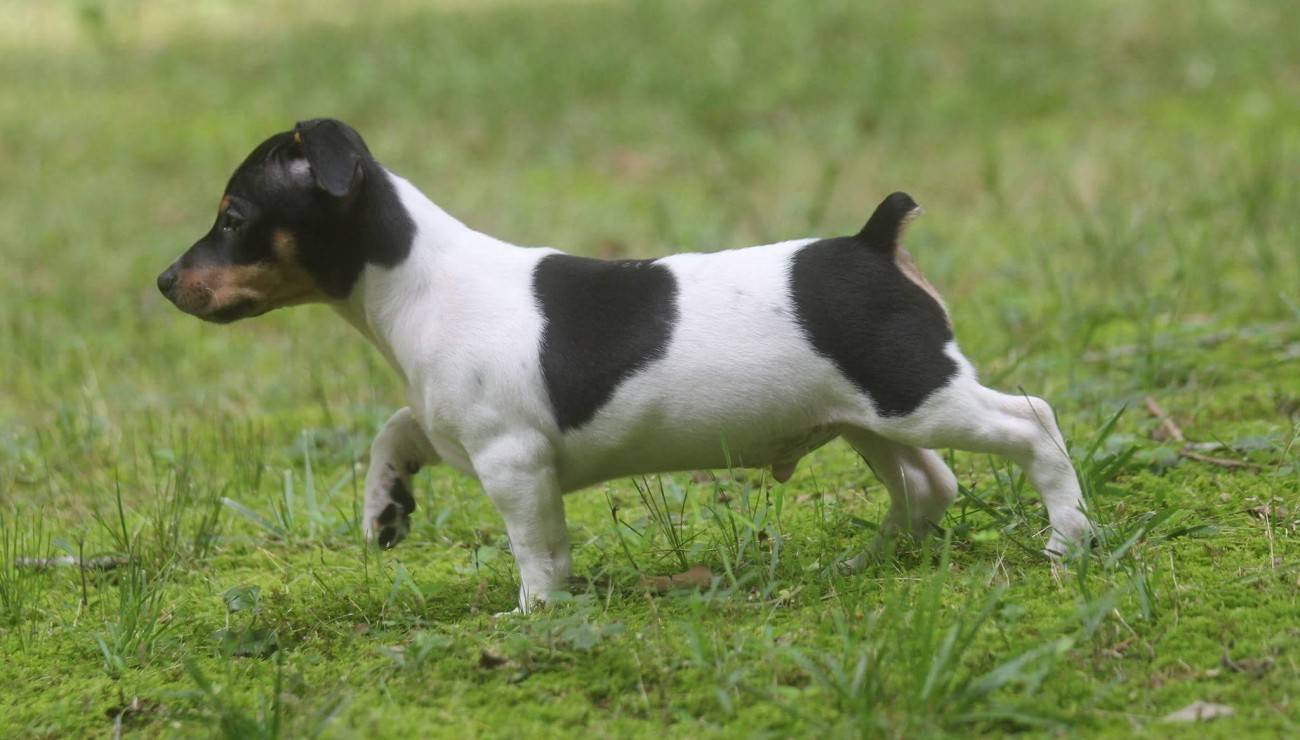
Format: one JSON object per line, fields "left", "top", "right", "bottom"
{"left": 858, "top": 191, "right": 921, "bottom": 251}
{"left": 533, "top": 255, "right": 679, "bottom": 432}
{"left": 791, "top": 197, "right": 956, "bottom": 417}
{"left": 159, "top": 118, "right": 416, "bottom": 321}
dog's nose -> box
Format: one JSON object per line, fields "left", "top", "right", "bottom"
{"left": 157, "top": 265, "right": 179, "bottom": 298}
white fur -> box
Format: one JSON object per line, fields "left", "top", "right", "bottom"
{"left": 350, "top": 172, "right": 1089, "bottom": 611}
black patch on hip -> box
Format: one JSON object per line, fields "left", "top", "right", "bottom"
{"left": 533, "top": 254, "right": 679, "bottom": 432}
{"left": 790, "top": 237, "right": 957, "bottom": 416}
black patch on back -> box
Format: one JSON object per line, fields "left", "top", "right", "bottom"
{"left": 790, "top": 236, "right": 956, "bottom": 416}
{"left": 533, "top": 255, "right": 679, "bottom": 432}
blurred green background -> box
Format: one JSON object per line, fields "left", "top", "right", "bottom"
{"left": 3, "top": 0, "right": 1296, "bottom": 448}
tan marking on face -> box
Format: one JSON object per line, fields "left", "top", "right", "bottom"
{"left": 272, "top": 228, "right": 296, "bottom": 261}
{"left": 173, "top": 229, "right": 322, "bottom": 318}
{"left": 219, "top": 196, "right": 231, "bottom": 213}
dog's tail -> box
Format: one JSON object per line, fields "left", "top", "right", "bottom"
{"left": 857, "top": 192, "right": 921, "bottom": 252}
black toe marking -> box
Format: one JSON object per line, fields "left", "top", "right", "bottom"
{"left": 378, "top": 503, "right": 400, "bottom": 525}
{"left": 389, "top": 477, "right": 415, "bottom": 513}
{"left": 533, "top": 254, "right": 679, "bottom": 432}
{"left": 790, "top": 228, "right": 956, "bottom": 417}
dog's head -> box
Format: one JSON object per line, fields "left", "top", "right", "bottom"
{"left": 158, "top": 118, "right": 412, "bottom": 323}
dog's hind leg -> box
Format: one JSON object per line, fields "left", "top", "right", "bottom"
{"left": 841, "top": 429, "right": 958, "bottom": 543}
{"left": 364, "top": 407, "right": 439, "bottom": 549}
{"left": 873, "top": 375, "right": 1091, "bottom": 557}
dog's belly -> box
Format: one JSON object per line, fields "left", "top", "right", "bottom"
{"left": 551, "top": 355, "right": 860, "bottom": 491}
{"left": 556, "top": 420, "right": 840, "bottom": 492}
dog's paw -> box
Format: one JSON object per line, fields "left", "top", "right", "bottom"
{"left": 1044, "top": 510, "right": 1094, "bottom": 560}
{"left": 364, "top": 465, "right": 417, "bottom": 549}
{"left": 373, "top": 501, "right": 411, "bottom": 549}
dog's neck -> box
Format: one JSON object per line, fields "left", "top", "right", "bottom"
{"left": 330, "top": 170, "right": 483, "bottom": 384}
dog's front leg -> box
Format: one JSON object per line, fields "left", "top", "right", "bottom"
{"left": 364, "top": 407, "right": 439, "bottom": 548}
{"left": 473, "top": 434, "right": 571, "bottom": 613}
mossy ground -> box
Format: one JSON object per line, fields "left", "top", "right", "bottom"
{"left": 1, "top": 1, "right": 1297, "bottom": 736}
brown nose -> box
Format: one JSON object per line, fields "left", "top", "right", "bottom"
{"left": 157, "top": 264, "right": 179, "bottom": 298}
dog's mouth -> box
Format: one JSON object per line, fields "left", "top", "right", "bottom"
{"left": 160, "top": 273, "right": 269, "bottom": 324}
{"left": 165, "top": 292, "right": 264, "bottom": 324}
{"left": 201, "top": 299, "right": 265, "bottom": 324}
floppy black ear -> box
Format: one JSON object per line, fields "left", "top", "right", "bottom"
{"left": 293, "top": 119, "right": 367, "bottom": 198}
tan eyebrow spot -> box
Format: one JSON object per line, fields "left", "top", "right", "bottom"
{"left": 272, "top": 228, "right": 296, "bottom": 261}
{"left": 219, "top": 196, "right": 231, "bottom": 213}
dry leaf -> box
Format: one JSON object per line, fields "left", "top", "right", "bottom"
{"left": 639, "top": 565, "right": 713, "bottom": 593}
{"left": 1247, "top": 502, "right": 1287, "bottom": 520}
{"left": 1221, "top": 646, "right": 1275, "bottom": 678}
{"left": 479, "top": 647, "right": 508, "bottom": 669}
{"left": 1163, "top": 701, "right": 1235, "bottom": 723}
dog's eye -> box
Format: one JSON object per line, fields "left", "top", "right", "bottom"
{"left": 220, "top": 211, "right": 245, "bottom": 232}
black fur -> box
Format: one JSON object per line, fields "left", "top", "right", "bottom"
{"left": 857, "top": 191, "right": 919, "bottom": 249}
{"left": 388, "top": 476, "right": 416, "bottom": 513}
{"left": 377, "top": 475, "right": 415, "bottom": 550}
{"left": 295, "top": 119, "right": 365, "bottom": 198}
{"left": 247, "top": 120, "right": 414, "bottom": 297}
{"left": 165, "top": 119, "right": 414, "bottom": 316}
{"left": 790, "top": 196, "right": 956, "bottom": 417}
{"left": 533, "top": 255, "right": 679, "bottom": 432}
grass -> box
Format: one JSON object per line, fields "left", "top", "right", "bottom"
{"left": 1, "top": 0, "right": 1298, "bottom": 736}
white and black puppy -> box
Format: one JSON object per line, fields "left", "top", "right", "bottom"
{"left": 159, "top": 119, "right": 1089, "bottom": 610}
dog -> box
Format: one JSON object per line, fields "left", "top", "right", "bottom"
{"left": 158, "top": 119, "right": 1090, "bottom": 611}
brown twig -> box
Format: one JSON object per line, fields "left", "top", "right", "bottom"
{"left": 1143, "top": 396, "right": 1185, "bottom": 443}
{"left": 639, "top": 565, "right": 713, "bottom": 593}
{"left": 1177, "top": 450, "right": 1262, "bottom": 470}
{"left": 14, "top": 555, "right": 129, "bottom": 571}
{"left": 1144, "top": 396, "right": 1262, "bottom": 469}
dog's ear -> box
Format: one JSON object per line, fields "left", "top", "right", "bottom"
{"left": 292, "top": 119, "right": 368, "bottom": 199}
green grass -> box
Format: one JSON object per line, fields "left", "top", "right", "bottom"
{"left": 1, "top": 0, "right": 1298, "bottom": 736}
